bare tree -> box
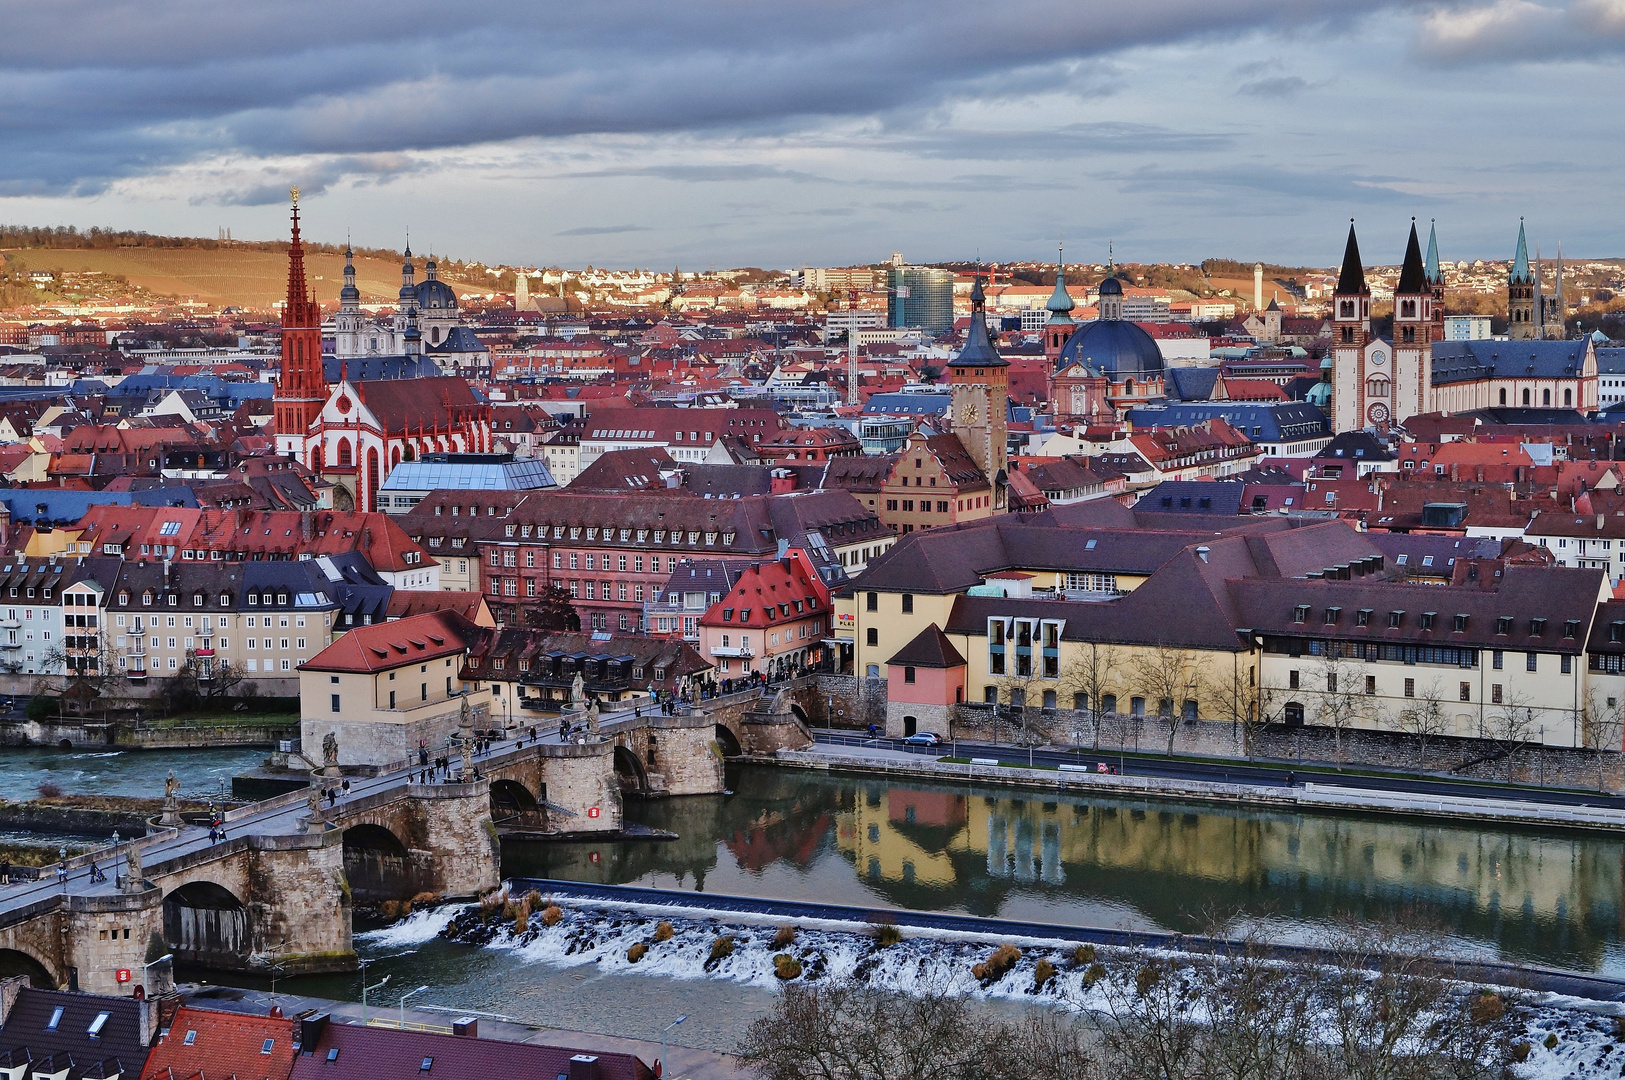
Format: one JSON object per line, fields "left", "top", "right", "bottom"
{"left": 1394, "top": 677, "right": 1451, "bottom": 772}
{"left": 1205, "top": 651, "right": 1261, "bottom": 760}
{"left": 1060, "top": 641, "right": 1119, "bottom": 750}
{"left": 1310, "top": 651, "right": 1361, "bottom": 762}
{"left": 1579, "top": 688, "right": 1625, "bottom": 792}
{"left": 1488, "top": 690, "right": 1540, "bottom": 782}
{"left": 1131, "top": 645, "right": 1204, "bottom": 757}
{"left": 173, "top": 651, "right": 247, "bottom": 702}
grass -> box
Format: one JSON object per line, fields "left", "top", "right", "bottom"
{"left": 139, "top": 711, "right": 298, "bottom": 730}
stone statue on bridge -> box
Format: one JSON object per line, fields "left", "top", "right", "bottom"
{"left": 584, "top": 698, "right": 600, "bottom": 737}
{"left": 161, "top": 770, "right": 182, "bottom": 826}
{"left": 570, "top": 672, "right": 586, "bottom": 708}
{"left": 122, "top": 840, "right": 142, "bottom": 894}
{"left": 322, "top": 731, "right": 339, "bottom": 774}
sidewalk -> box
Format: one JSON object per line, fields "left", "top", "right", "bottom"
{"left": 184, "top": 983, "right": 746, "bottom": 1079}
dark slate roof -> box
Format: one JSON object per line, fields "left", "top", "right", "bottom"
{"left": 1364, "top": 532, "right": 1501, "bottom": 574}
{"left": 0, "top": 488, "right": 200, "bottom": 525}
{"left": 1314, "top": 430, "right": 1394, "bottom": 462}
{"left": 288, "top": 1015, "right": 654, "bottom": 1080}
{"left": 0, "top": 987, "right": 148, "bottom": 1080}
{"left": 1395, "top": 221, "right": 1428, "bottom": 295}
{"left": 1430, "top": 340, "right": 1591, "bottom": 386}
{"left": 1336, "top": 222, "right": 1368, "bottom": 296}
{"left": 1599, "top": 347, "right": 1625, "bottom": 375}
{"left": 681, "top": 464, "right": 773, "bottom": 498}
{"left": 322, "top": 355, "right": 441, "bottom": 383}
{"left": 1165, "top": 366, "right": 1218, "bottom": 402}
{"left": 887, "top": 624, "right": 967, "bottom": 668}
{"left": 1140, "top": 480, "right": 1246, "bottom": 516}
{"left": 861, "top": 393, "right": 949, "bottom": 417}
{"left": 1125, "top": 401, "right": 1329, "bottom": 443}
{"left": 951, "top": 292, "right": 1006, "bottom": 368}
{"left": 429, "top": 326, "right": 486, "bottom": 353}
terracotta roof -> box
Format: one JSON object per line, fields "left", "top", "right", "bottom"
{"left": 301, "top": 610, "right": 479, "bottom": 674}
{"left": 387, "top": 590, "right": 492, "bottom": 625}
{"left": 141, "top": 1005, "right": 296, "bottom": 1080}
{"left": 355, "top": 376, "right": 482, "bottom": 433}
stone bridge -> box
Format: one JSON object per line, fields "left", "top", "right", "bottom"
{"left": 0, "top": 682, "right": 815, "bottom": 996}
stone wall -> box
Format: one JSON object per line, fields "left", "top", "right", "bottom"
{"left": 809, "top": 674, "right": 888, "bottom": 731}
{"left": 244, "top": 830, "right": 353, "bottom": 974}
{"left": 64, "top": 886, "right": 165, "bottom": 996}
{"left": 302, "top": 699, "right": 490, "bottom": 769}
{"left": 947, "top": 704, "right": 1625, "bottom": 792}
{"left": 625, "top": 717, "right": 724, "bottom": 797}
{"left": 402, "top": 781, "right": 502, "bottom": 897}
{"left": 740, "top": 709, "right": 813, "bottom": 754}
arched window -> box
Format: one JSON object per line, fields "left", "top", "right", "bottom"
{"left": 1499, "top": 389, "right": 1507, "bottom": 406}
{"left": 1565, "top": 388, "right": 1573, "bottom": 408}
{"left": 1124, "top": 379, "right": 1135, "bottom": 396}
{"left": 336, "top": 437, "right": 353, "bottom": 467}
{"left": 1366, "top": 377, "right": 1389, "bottom": 398}
{"left": 1543, "top": 389, "right": 1551, "bottom": 407}
{"left": 1522, "top": 389, "right": 1531, "bottom": 406}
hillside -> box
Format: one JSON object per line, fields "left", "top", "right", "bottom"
{"left": 0, "top": 246, "right": 487, "bottom": 312}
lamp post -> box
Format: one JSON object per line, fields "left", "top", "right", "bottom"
{"left": 141, "top": 953, "right": 172, "bottom": 996}
{"left": 360, "top": 958, "right": 389, "bottom": 1024}
{"left": 399, "top": 985, "right": 429, "bottom": 1030}
{"left": 661, "top": 1014, "right": 687, "bottom": 1078}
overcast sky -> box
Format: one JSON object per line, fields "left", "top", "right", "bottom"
{"left": 1, "top": 0, "right": 1620, "bottom": 269}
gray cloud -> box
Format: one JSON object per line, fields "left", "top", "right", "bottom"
{"left": 554, "top": 224, "right": 652, "bottom": 236}
{"left": 1238, "top": 75, "right": 1311, "bottom": 96}
{"left": 1413, "top": 0, "right": 1625, "bottom": 63}
{"left": 0, "top": 0, "right": 1401, "bottom": 193}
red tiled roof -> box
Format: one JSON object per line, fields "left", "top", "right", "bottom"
{"left": 301, "top": 610, "right": 479, "bottom": 674}
{"left": 141, "top": 1005, "right": 297, "bottom": 1080}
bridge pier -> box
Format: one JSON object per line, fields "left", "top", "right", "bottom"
{"left": 401, "top": 779, "right": 502, "bottom": 897}
{"left": 66, "top": 885, "right": 166, "bottom": 996}
{"left": 243, "top": 829, "right": 354, "bottom": 975}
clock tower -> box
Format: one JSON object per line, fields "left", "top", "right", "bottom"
{"left": 1389, "top": 218, "right": 1434, "bottom": 426}
{"left": 948, "top": 274, "right": 1008, "bottom": 508}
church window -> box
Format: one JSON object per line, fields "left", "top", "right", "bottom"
{"left": 1543, "top": 389, "right": 1551, "bottom": 407}
{"left": 336, "top": 438, "right": 352, "bottom": 467}
{"left": 1523, "top": 389, "right": 1531, "bottom": 406}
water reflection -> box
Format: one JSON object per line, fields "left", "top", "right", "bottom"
{"left": 502, "top": 764, "right": 1625, "bottom": 975}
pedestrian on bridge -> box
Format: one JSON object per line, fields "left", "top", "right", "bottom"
{"left": 56, "top": 860, "right": 67, "bottom": 888}
{"left": 0, "top": 859, "right": 10, "bottom": 884}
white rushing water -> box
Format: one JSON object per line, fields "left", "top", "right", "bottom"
{"left": 439, "top": 894, "right": 1625, "bottom": 1078}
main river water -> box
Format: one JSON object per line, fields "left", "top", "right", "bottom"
{"left": 19, "top": 749, "right": 1625, "bottom": 1054}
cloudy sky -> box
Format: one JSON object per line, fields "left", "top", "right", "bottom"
{"left": 2, "top": 0, "right": 1621, "bottom": 269}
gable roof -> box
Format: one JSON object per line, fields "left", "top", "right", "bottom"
{"left": 301, "top": 610, "right": 479, "bottom": 674}
{"left": 887, "top": 625, "right": 967, "bottom": 668}
{"left": 140, "top": 1005, "right": 296, "bottom": 1080}
{"left": 1430, "top": 339, "right": 1592, "bottom": 386}
{"left": 0, "top": 987, "right": 147, "bottom": 1080}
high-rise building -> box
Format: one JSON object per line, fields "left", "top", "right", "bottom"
{"left": 886, "top": 267, "right": 954, "bottom": 332}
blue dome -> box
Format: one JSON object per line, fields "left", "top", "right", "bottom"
{"left": 1097, "top": 275, "right": 1123, "bottom": 296}
{"left": 416, "top": 278, "right": 458, "bottom": 311}
{"left": 1056, "top": 319, "right": 1164, "bottom": 379}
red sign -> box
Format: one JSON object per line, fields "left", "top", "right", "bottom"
{"left": 115, "top": 969, "right": 130, "bottom": 984}
{"left": 588, "top": 851, "right": 601, "bottom": 864}
{"left": 587, "top": 806, "right": 601, "bottom": 819}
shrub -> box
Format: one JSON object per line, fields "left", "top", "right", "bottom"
{"left": 872, "top": 924, "right": 902, "bottom": 949}
{"left": 773, "top": 953, "right": 802, "bottom": 980}
{"left": 501, "top": 899, "right": 517, "bottom": 921}
{"left": 35, "top": 781, "right": 61, "bottom": 799}
{"left": 411, "top": 891, "right": 439, "bottom": 907}
{"left": 654, "top": 920, "right": 674, "bottom": 942}
{"left": 380, "top": 900, "right": 400, "bottom": 920}
{"left": 1470, "top": 992, "right": 1505, "bottom": 1025}
{"left": 525, "top": 889, "right": 543, "bottom": 909}
{"left": 1135, "top": 963, "right": 1161, "bottom": 996}
{"left": 1084, "top": 963, "right": 1107, "bottom": 987}
{"left": 513, "top": 899, "right": 531, "bottom": 934}
{"left": 627, "top": 942, "right": 647, "bottom": 963}
{"left": 979, "top": 944, "right": 1021, "bottom": 982}
{"left": 773, "top": 925, "right": 797, "bottom": 949}
{"left": 710, "top": 936, "right": 736, "bottom": 962}
{"left": 1033, "top": 959, "right": 1057, "bottom": 991}
{"left": 541, "top": 904, "right": 563, "bottom": 927}
{"left": 1071, "top": 944, "right": 1096, "bottom": 966}
{"left": 400, "top": 900, "right": 414, "bottom": 917}
{"left": 1543, "top": 1033, "right": 1558, "bottom": 1050}
{"left": 1511, "top": 1042, "right": 1532, "bottom": 1063}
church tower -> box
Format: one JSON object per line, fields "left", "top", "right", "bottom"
{"left": 394, "top": 246, "right": 420, "bottom": 354}
{"left": 1390, "top": 218, "right": 1434, "bottom": 424}
{"left": 274, "top": 188, "right": 326, "bottom": 459}
{"left": 948, "top": 275, "right": 1009, "bottom": 508}
{"left": 1329, "top": 220, "right": 1373, "bottom": 433}
{"left": 1425, "top": 219, "right": 1445, "bottom": 342}
{"left": 1508, "top": 220, "right": 1536, "bottom": 340}
{"left": 1544, "top": 242, "right": 1566, "bottom": 339}
{"left": 334, "top": 244, "right": 363, "bottom": 358}
{"left": 1042, "top": 244, "right": 1075, "bottom": 364}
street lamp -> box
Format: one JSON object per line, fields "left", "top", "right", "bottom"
{"left": 360, "top": 962, "right": 390, "bottom": 1024}
{"left": 141, "top": 953, "right": 172, "bottom": 996}
{"left": 399, "top": 985, "right": 430, "bottom": 1030}
{"left": 661, "top": 1014, "right": 687, "bottom": 1078}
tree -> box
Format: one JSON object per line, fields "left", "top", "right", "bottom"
{"left": 1131, "top": 645, "right": 1204, "bottom": 757}
{"left": 171, "top": 651, "right": 247, "bottom": 702}
{"left": 1394, "top": 677, "right": 1451, "bottom": 772}
{"left": 1310, "top": 651, "right": 1361, "bottom": 761}
{"left": 522, "top": 584, "right": 581, "bottom": 632}
{"left": 1488, "top": 690, "right": 1540, "bottom": 782}
{"left": 1060, "top": 641, "right": 1119, "bottom": 750}
{"left": 1205, "top": 651, "right": 1261, "bottom": 760}
{"left": 1579, "top": 688, "right": 1625, "bottom": 792}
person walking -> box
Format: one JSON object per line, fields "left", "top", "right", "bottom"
{"left": 57, "top": 860, "right": 68, "bottom": 888}
{"left": 1, "top": 858, "right": 11, "bottom": 884}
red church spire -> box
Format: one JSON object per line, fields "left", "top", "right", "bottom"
{"left": 274, "top": 186, "right": 328, "bottom": 459}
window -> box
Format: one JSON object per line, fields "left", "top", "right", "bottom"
{"left": 1493, "top": 650, "right": 1503, "bottom": 670}
{"left": 1404, "top": 678, "right": 1415, "bottom": 698}
{"left": 46, "top": 1007, "right": 63, "bottom": 1032}
{"left": 1365, "top": 675, "right": 1376, "bottom": 695}
{"left": 1288, "top": 669, "right": 1300, "bottom": 690}
{"left": 866, "top": 628, "right": 878, "bottom": 647}
{"left": 262, "top": 1039, "right": 275, "bottom": 1055}
{"left": 1293, "top": 605, "right": 1309, "bottom": 624}
{"left": 331, "top": 694, "right": 341, "bottom": 713}
{"left": 1356, "top": 609, "right": 1371, "bottom": 627}
{"left": 866, "top": 592, "right": 878, "bottom": 612}
{"left": 901, "top": 594, "right": 913, "bottom": 614}
{"left": 903, "top": 666, "right": 916, "bottom": 684}
{"left": 1496, "top": 616, "right": 1512, "bottom": 635}
{"left": 1527, "top": 652, "right": 1538, "bottom": 672}
{"left": 1389, "top": 610, "right": 1403, "bottom": 628}
{"left": 1326, "top": 673, "right": 1337, "bottom": 693}
{"left": 1562, "top": 654, "right": 1572, "bottom": 674}
{"left": 182, "top": 1029, "right": 197, "bottom": 1045}
{"left": 1453, "top": 614, "right": 1468, "bottom": 632}
{"left": 1491, "top": 683, "right": 1504, "bottom": 704}
{"left": 1420, "top": 612, "right": 1435, "bottom": 631}
{"left": 88, "top": 1012, "right": 110, "bottom": 1038}
{"left": 1459, "top": 682, "right": 1471, "bottom": 702}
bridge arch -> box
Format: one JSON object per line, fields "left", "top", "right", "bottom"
{"left": 613, "top": 745, "right": 649, "bottom": 794}
{"left": 713, "top": 724, "right": 742, "bottom": 758}
{"left": 342, "top": 823, "right": 413, "bottom": 902}
{"left": 490, "top": 779, "right": 541, "bottom": 824}
{"left": 0, "top": 948, "right": 54, "bottom": 988}
{"left": 164, "top": 881, "right": 251, "bottom": 968}
{"left": 788, "top": 702, "right": 810, "bottom": 726}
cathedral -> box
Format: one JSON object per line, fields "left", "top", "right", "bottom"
{"left": 1042, "top": 251, "right": 1167, "bottom": 424}
{"left": 275, "top": 192, "right": 493, "bottom": 512}
{"left": 1329, "top": 219, "right": 1593, "bottom": 433}
{"left": 1507, "top": 219, "right": 1566, "bottom": 341}
{"left": 330, "top": 244, "right": 490, "bottom": 376}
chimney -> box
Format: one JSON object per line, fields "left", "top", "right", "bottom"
{"left": 299, "top": 1013, "right": 330, "bottom": 1053}
{"left": 1195, "top": 545, "right": 1210, "bottom": 563}
{"left": 452, "top": 1017, "right": 478, "bottom": 1038}
{"left": 569, "top": 1055, "right": 599, "bottom": 1080}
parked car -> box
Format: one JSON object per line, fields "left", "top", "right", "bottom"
{"left": 902, "top": 732, "right": 944, "bottom": 747}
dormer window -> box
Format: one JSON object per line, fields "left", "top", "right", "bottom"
{"left": 1356, "top": 609, "right": 1372, "bottom": 627}
{"left": 1420, "top": 612, "right": 1435, "bottom": 631}
{"left": 1453, "top": 614, "right": 1468, "bottom": 632}
{"left": 1496, "top": 616, "right": 1512, "bottom": 635}
{"left": 1324, "top": 607, "right": 1340, "bottom": 625}
{"left": 1530, "top": 618, "right": 1546, "bottom": 636}
{"left": 1388, "top": 610, "right": 1404, "bottom": 628}
{"left": 1293, "top": 605, "right": 1309, "bottom": 624}
{"left": 1564, "top": 619, "right": 1579, "bottom": 639}
{"left": 1612, "top": 621, "right": 1624, "bottom": 643}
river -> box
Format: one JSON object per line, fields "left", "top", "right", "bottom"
{"left": 0, "top": 745, "right": 264, "bottom": 802}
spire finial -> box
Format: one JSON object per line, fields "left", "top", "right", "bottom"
{"left": 290, "top": 186, "right": 300, "bottom": 207}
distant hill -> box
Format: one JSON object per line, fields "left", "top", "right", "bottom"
{"left": 0, "top": 228, "right": 491, "bottom": 312}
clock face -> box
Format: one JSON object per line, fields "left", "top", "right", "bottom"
{"left": 1367, "top": 402, "right": 1390, "bottom": 424}
{"left": 1370, "top": 351, "right": 1387, "bottom": 366}
{"left": 963, "top": 401, "right": 979, "bottom": 425}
